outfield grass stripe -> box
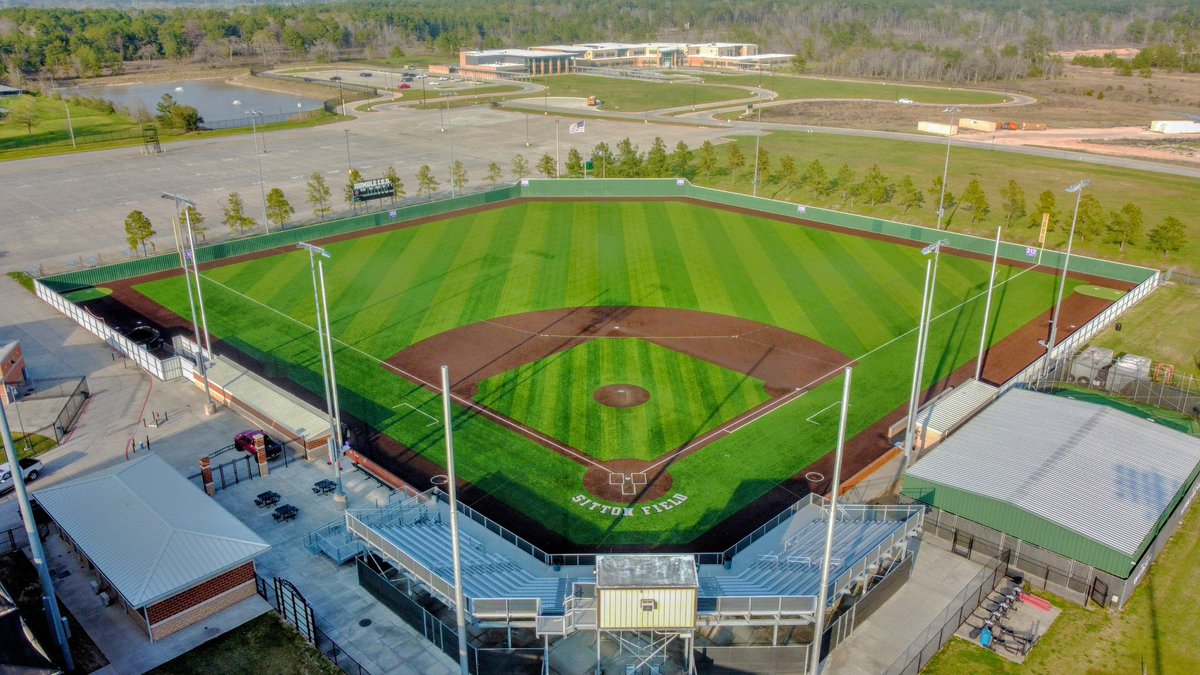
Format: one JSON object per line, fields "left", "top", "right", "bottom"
{"left": 672, "top": 206, "right": 737, "bottom": 315}
{"left": 802, "top": 231, "right": 910, "bottom": 349}
{"left": 695, "top": 209, "right": 775, "bottom": 321}
{"left": 641, "top": 205, "right": 700, "bottom": 310}
{"left": 624, "top": 202, "right": 670, "bottom": 309}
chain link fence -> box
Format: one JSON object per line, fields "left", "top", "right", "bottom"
{"left": 1037, "top": 351, "right": 1199, "bottom": 421}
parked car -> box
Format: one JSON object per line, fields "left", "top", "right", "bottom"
{"left": 360, "top": 71, "right": 372, "bottom": 77}
{"left": 234, "top": 430, "right": 283, "bottom": 460}
{"left": 398, "top": 84, "right": 411, "bottom": 90}
{"left": 897, "top": 98, "right": 914, "bottom": 104}
{"left": 0, "top": 458, "right": 42, "bottom": 495}
{"left": 330, "top": 75, "right": 342, "bottom": 82}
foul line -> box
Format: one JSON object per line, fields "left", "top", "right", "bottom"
{"left": 200, "top": 275, "right": 613, "bottom": 474}
{"left": 805, "top": 401, "right": 841, "bottom": 425}
{"left": 394, "top": 402, "right": 438, "bottom": 427}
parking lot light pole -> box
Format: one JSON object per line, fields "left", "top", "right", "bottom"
{"left": 1041, "top": 179, "right": 1090, "bottom": 387}
{"left": 298, "top": 242, "right": 345, "bottom": 505}
{"left": 163, "top": 193, "right": 216, "bottom": 414}
{"left": 751, "top": 104, "right": 763, "bottom": 197}
{"left": 1, "top": 405, "right": 73, "bottom": 672}
{"left": 935, "top": 106, "right": 961, "bottom": 230}
{"left": 246, "top": 110, "right": 270, "bottom": 233}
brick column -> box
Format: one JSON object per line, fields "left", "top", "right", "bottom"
{"left": 253, "top": 433, "right": 269, "bottom": 477}
{"left": 199, "top": 457, "right": 215, "bottom": 496}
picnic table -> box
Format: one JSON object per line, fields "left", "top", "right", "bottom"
{"left": 313, "top": 479, "right": 337, "bottom": 495}
{"left": 273, "top": 504, "right": 299, "bottom": 522}
{"left": 255, "top": 491, "right": 281, "bottom": 508}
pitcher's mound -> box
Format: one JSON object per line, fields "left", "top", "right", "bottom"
{"left": 594, "top": 384, "right": 650, "bottom": 408}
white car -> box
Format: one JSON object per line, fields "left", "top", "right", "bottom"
{"left": 0, "top": 458, "right": 42, "bottom": 495}
{"left": 897, "top": 98, "right": 914, "bottom": 105}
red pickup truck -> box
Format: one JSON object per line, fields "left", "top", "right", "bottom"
{"left": 234, "top": 430, "right": 283, "bottom": 460}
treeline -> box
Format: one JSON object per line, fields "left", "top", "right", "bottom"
{"left": 4, "top": 0, "right": 1200, "bottom": 83}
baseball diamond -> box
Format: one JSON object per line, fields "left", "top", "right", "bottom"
{"left": 69, "top": 194, "right": 1134, "bottom": 550}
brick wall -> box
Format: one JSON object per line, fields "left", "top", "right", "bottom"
{"left": 146, "top": 562, "right": 256, "bottom": 624}
{"left": 150, "top": 579, "right": 257, "bottom": 641}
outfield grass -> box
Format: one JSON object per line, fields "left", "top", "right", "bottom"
{"left": 475, "top": 339, "right": 770, "bottom": 462}
{"left": 1089, "top": 282, "right": 1200, "bottom": 378}
{"left": 532, "top": 75, "right": 745, "bottom": 111}
{"left": 134, "top": 200, "right": 1077, "bottom": 545}
{"left": 710, "top": 72, "right": 1008, "bottom": 104}
{"left": 924, "top": 492, "right": 1200, "bottom": 675}
{"left": 698, "top": 131, "right": 1200, "bottom": 272}
{"left": 62, "top": 286, "right": 112, "bottom": 302}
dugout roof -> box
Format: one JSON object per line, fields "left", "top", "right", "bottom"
{"left": 33, "top": 454, "right": 269, "bottom": 608}
{"left": 903, "top": 388, "right": 1200, "bottom": 577}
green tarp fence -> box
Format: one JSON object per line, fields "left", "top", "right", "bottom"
{"left": 42, "top": 179, "right": 1155, "bottom": 291}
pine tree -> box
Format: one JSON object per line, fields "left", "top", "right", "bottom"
{"left": 616, "top": 138, "right": 642, "bottom": 177}
{"left": 726, "top": 144, "right": 746, "bottom": 181}
{"left": 1029, "top": 190, "right": 1059, "bottom": 231}
{"left": 511, "top": 154, "right": 530, "bottom": 180}
{"left": 775, "top": 155, "right": 798, "bottom": 192}
{"left": 857, "top": 164, "right": 890, "bottom": 205}
{"left": 1106, "top": 203, "right": 1144, "bottom": 251}
{"left": 753, "top": 148, "right": 771, "bottom": 187}
{"left": 697, "top": 141, "right": 718, "bottom": 177}
{"left": 960, "top": 178, "right": 990, "bottom": 224}
{"left": 222, "top": 192, "right": 255, "bottom": 235}
{"left": 265, "top": 187, "right": 294, "bottom": 228}
{"left": 306, "top": 172, "right": 332, "bottom": 220}
{"left": 669, "top": 141, "right": 693, "bottom": 178}
{"left": 124, "top": 210, "right": 155, "bottom": 255}
{"left": 1146, "top": 216, "right": 1186, "bottom": 257}
{"left": 182, "top": 205, "right": 206, "bottom": 241}
{"left": 384, "top": 165, "right": 405, "bottom": 202}
{"left": 896, "top": 176, "right": 924, "bottom": 212}
{"left": 344, "top": 169, "right": 363, "bottom": 205}
{"left": 998, "top": 179, "right": 1026, "bottom": 228}
{"left": 537, "top": 153, "right": 557, "bottom": 178}
{"left": 590, "top": 143, "right": 613, "bottom": 178}
{"left": 1074, "top": 194, "right": 1104, "bottom": 243}
{"left": 450, "top": 160, "right": 468, "bottom": 193}
{"left": 802, "top": 159, "right": 830, "bottom": 196}
{"left": 416, "top": 165, "right": 438, "bottom": 200}
{"left": 834, "top": 164, "right": 857, "bottom": 203}
{"left": 929, "top": 176, "right": 957, "bottom": 220}
{"left": 565, "top": 149, "right": 584, "bottom": 178}
{"left": 485, "top": 162, "right": 504, "bottom": 187}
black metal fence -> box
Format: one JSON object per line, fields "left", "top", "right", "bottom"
{"left": 186, "top": 444, "right": 296, "bottom": 492}
{"left": 884, "top": 550, "right": 1011, "bottom": 675}
{"left": 51, "top": 377, "right": 90, "bottom": 441}
{"left": 0, "top": 523, "right": 50, "bottom": 556}
{"left": 255, "top": 574, "right": 373, "bottom": 675}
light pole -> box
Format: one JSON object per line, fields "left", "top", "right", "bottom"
{"left": 974, "top": 227, "right": 1003, "bottom": 381}
{"left": 344, "top": 130, "right": 352, "bottom": 175}
{"left": 297, "top": 242, "right": 346, "bottom": 505}
{"left": 447, "top": 105, "right": 456, "bottom": 196}
{"left": 935, "top": 106, "right": 961, "bottom": 230}
{"left": 525, "top": 112, "right": 530, "bottom": 147}
{"left": 554, "top": 119, "right": 561, "bottom": 178}
{"left": 162, "top": 193, "right": 216, "bottom": 415}
{"left": 902, "top": 238, "right": 948, "bottom": 461}
{"left": 751, "top": 104, "right": 763, "bottom": 197}
{"left": 1040, "top": 179, "right": 1090, "bottom": 387}
{"left": 245, "top": 109, "right": 270, "bottom": 233}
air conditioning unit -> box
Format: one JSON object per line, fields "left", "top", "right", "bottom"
{"left": 98, "top": 592, "right": 113, "bottom": 607}
{"left": 89, "top": 580, "right": 101, "bottom": 595}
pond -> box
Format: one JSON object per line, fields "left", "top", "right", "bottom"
{"left": 55, "top": 78, "right": 327, "bottom": 128}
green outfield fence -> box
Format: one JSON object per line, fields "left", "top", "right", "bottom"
{"left": 40, "top": 179, "right": 1156, "bottom": 291}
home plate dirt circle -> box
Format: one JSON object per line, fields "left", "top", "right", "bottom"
{"left": 583, "top": 459, "right": 674, "bottom": 504}
{"left": 593, "top": 384, "right": 651, "bottom": 408}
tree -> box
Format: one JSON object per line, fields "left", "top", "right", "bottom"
{"left": 344, "top": 169, "right": 363, "bottom": 205}
{"left": 590, "top": 143, "right": 613, "bottom": 178}
{"left": 669, "top": 141, "right": 693, "bottom": 179}
{"left": 929, "top": 176, "right": 957, "bottom": 219}
{"left": 959, "top": 178, "right": 990, "bottom": 224}
{"left": 565, "top": 149, "right": 584, "bottom": 178}
{"left": 1146, "top": 216, "right": 1187, "bottom": 257}
{"left": 222, "top": 191, "right": 255, "bottom": 235}
{"left": 1106, "top": 203, "right": 1143, "bottom": 252}
{"left": 775, "top": 155, "right": 798, "bottom": 193}
{"left": 998, "top": 180, "right": 1026, "bottom": 228}
{"left": 537, "top": 153, "right": 557, "bottom": 178}
{"left": 384, "top": 165, "right": 405, "bottom": 202}
{"left": 265, "top": 187, "right": 294, "bottom": 228}
{"left": 124, "top": 210, "right": 155, "bottom": 256}
{"left": 697, "top": 141, "right": 719, "bottom": 178}
{"left": 511, "top": 154, "right": 530, "bottom": 181}
{"left": 1029, "top": 190, "right": 1059, "bottom": 231}
{"left": 450, "top": 160, "right": 468, "bottom": 193}
{"left": 182, "top": 205, "right": 206, "bottom": 241}
{"left": 725, "top": 144, "right": 746, "bottom": 180}
{"left": 644, "top": 137, "right": 669, "bottom": 178}
{"left": 896, "top": 176, "right": 924, "bottom": 212}
{"left": 306, "top": 172, "right": 332, "bottom": 220}
{"left": 1074, "top": 194, "right": 1105, "bottom": 243}
{"left": 857, "top": 164, "right": 890, "bottom": 205}
{"left": 154, "top": 93, "right": 203, "bottom": 131}
{"left": 416, "top": 165, "right": 438, "bottom": 200}
{"left": 753, "top": 148, "right": 771, "bottom": 187}
{"left": 615, "top": 138, "right": 642, "bottom": 177}
{"left": 485, "top": 161, "right": 504, "bottom": 187}
{"left": 834, "top": 164, "right": 857, "bottom": 203}
{"left": 801, "top": 158, "right": 830, "bottom": 195}
{"left": 8, "top": 97, "right": 39, "bottom": 135}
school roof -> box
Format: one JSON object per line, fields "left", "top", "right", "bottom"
{"left": 33, "top": 454, "right": 270, "bottom": 608}
{"left": 903, "top": 388, "right": 1200, "bottom": 576}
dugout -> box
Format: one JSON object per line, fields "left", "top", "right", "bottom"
{"left": 902, "top": 388, "right": 1200, "bottom": 608}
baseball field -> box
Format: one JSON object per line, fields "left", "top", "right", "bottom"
{"left": 111, "top": 198, "right": 1118, "bottom": 549}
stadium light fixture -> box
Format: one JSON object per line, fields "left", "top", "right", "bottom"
{"left": 298, "top": 241, "right": 346, "bottom": 504}
{"left": 1040, "top": 179, "right": 1090, "bottom": 387}
{"left": 935, "top": 107, "right": 961, "bottom": 230}
{"left": 162, "top": 192, "right": 216, "bottom": 414}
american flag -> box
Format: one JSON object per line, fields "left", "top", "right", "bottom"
{"left": 568, "top": 120, "right": 586, "bottom": 135}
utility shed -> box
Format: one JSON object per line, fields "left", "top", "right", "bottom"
{"left": 903, "top": 388, "right": 1200, "bottom": 577}
{"left": 596, "top": 555, "right": 698, "bottom": 630}
{"left": 912, "top": 379, "right": 998, "bottom": 450}
{"left": 33, "top": 454, "right": 270, "bottom": 640}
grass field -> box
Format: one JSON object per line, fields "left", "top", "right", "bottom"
{"left": 709, "top": 72, "right": 1008, "bottom": 105}
{"left": 475, "top": 339, "right": 770, "bottom": 462}
{"left": 149, "top": 613, "right": 337, "bottom": 675}
{"left": 0, "top": 95, "right": 140, "bottom": 151}
{"left": 924, "top": 486, "right": 1200, "bottom": 675}
{"left": 532, "top": 75, "right": 745, "bottom": 111}
{"left": 1049, "top": 385, "right": 1200, "bottom": 436}
{"left": 1089, "top": 282, "right": 1200, "bottom": 378}
{"left": 133, "top": 199, "right": 1080, "bottom": 546}
{"left": 697, "top": 131, "right": 1200, "bottom": 272}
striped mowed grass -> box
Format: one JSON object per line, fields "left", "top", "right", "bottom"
{"left": 135, "top": 200, "right": 1076, "bottom": 545}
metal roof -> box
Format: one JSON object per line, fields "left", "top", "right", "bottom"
{"left": 916, "top": 378, "right": 998, "bottom": 434}
{"left": 906, "top": 388, "right": 1200, "bottom": 556}
{"left": 596, "top": 555, "right": 698, "bottom": 589}
{"left": 33, "top": 454, "right": 269, "bottom": 609}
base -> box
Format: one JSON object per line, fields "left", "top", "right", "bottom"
{"left": 333, "top": 492, "right": 348, "bottom": 507}
{"left": 203, "top": 402, "right": 218, "bottom": 416}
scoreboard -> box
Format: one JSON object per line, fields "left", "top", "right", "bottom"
{"left": 352, "top": 178, "right": 395, "bottom": 203}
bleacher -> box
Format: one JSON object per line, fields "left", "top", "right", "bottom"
{"left": 702, "top": 517, "right": 900, "bottom": 598}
